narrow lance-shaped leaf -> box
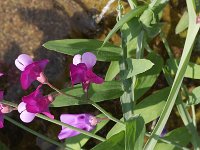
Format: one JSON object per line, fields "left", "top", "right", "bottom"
{"left": 175, "top": 11, "right": 189, "bottom": 34}
{"left": 105, "top": 61, "right": 120, "bottom": 81}
{"left": 125, "top": 116, "right": 145, "bottom": 150}
{"left": 122, "top": 58, "right": 154, "bottom": 79}
{"left": 43, "top": 39, "right": 122, "bottom": 61}
{"left": 51, "top": 81, "right": 123, "bottom": 107}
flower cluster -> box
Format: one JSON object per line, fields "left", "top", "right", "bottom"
{"left": 0, "top": 52, "right": 104, "bottom": 140}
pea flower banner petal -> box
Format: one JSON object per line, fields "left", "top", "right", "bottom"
{"left": 15, "top": 54, "right": 49, "bottom": 90}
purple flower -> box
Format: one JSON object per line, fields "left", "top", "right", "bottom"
{"left": 15, "top": 54, "right": 49, "bottom": 90}
{"left": 58, "top": 114, "right": 98, "bottom": 140}
{"left": 18, "top": 85, "right": 54, "bottom": 123}
{"left": 70, "top": 52, "right": 104, "bottom": 92}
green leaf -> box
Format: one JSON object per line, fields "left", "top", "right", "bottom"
{"left": 103, "top": 5, "right": 147, "bottom": 45}
{"left": 125, "top": 116, "right": 145, "bottom": 150}
{"left": 167, "top": 58, "right": 200, "bottom": 79}
{"left": 135, "top": 52, "right": 164, "bottom": 100}
{"left": 175, "top": 11, "right": 189, "bottom": 34}
{"left": 154, "top": 127, "right": 191, "bottom": 150}
{"left": 92, "top": 131, "right": 125, "bottom": 150}
{"left": 105, "top": 61, "right": 120, "bottom": 81}
{"left": 122, "top": 58, "right": 154, "bottom": 79}
{"left": 43, "top": 39, "right": 122, "bottom": 61}
{"left": 140, "top": 9, "right": 154, "bottom": 27}
{"left": 144, "top": 0, "right": 200, "bottom": 148}
{"left": 65, "top": 114, "right": 109, "bottom": 150}
{"left": 51, "top": 81, "right": 123, "bottom": 107}
{"left": 107, "top": 87, "right": 170, "bottom": 138}
{"left": 187, "top": 86, "right": 200, "bottom": 105}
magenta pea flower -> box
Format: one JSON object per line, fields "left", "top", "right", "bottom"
{"left": 15, "top": 54, "right": 49, "bottom": 90}
{"left": 70, "top": 52, "right": 104, "bottom": 93}
{"left": 17, "top": 85, "right": 54, "bottom": 123}
{"left": 58, "top": 113, "right": 98, "bottom": 140}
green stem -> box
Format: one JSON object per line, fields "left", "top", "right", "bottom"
{"left": 1, "top": 100, "right": 106, "bottom": 142}
{"left": 36, "top": 114, "right": 106, "bottom": 142}
{"left": 4, "top": 116, "right": 65, "bottom": 149}
{"left": 1, "top": 100, "right": 18, "bottom": 108}
{"left": 127, "top": 0, "right": 137, "bottom": 9}
{"left": 47, "top": 82, "right": 123, "bottom": 125}
{"left": 160, "top": 33, "right": 174, "bottom": 59}
{"left": 191, "top": 105, "right": 196, "bottom": 127}
{"left": 90, "top": 101, "right": 124, "bottom": 125}
{"left": 46, "top": 82, "right": 79, "bottom": 99}
{"left": 118, "top": 1, "right": 134, "bottom": 121}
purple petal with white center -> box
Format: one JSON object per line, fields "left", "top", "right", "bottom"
{"left": 15, "top": 54, "right": 33, "bottom": 71}
{"left": 18, "top": 102, "right": 26, "bottom": 113}
{"left": 20, "top": 110, "right": 35, "bottom": 123}
{"left": 0, "top": 73, "right": 3, "bottom": 77}
{"left": 58, "top": 123, "right": 94, "bottom": 140}
{"left": 0, "top": 115, "right": 4, "bottom": 128}
{"left": 70, "top": 63, "right": 87, "bottom": 85}
{"left": 20, "top": 59, "right": 49, "bottom": 89}
{"left": 73, "top": 54, "right": 82, "bottom": 65}
{"left": 81, "top": 52, "right": 96, "bottom": 69}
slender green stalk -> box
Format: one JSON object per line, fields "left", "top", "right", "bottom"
{"left": 46, "top": 82, "right": 75, "bottom": 98}
{"left": 36, "top": 114, "right": 106, "bottom": 142}
{"left": 47, "top": 82, "right": 122, "bottom": 125}
{"left": 145, "top": 133, "right": 190, "bottom": 150}
{"left": 4, "top": 116, "right": 65, "bottom": 149}
{"left": 160, "top": 33, "right": 174, "bottom": 59}
{"left": 0, "top": 100, "right": 106, "bottom": 142}
{"left": 90, "top": 101, "right": 124, "bottom": 125}
{"left": 117, "top": 0, "right": 134, "bottom": 121}
{"left": 191, "top": 105, "right": 196, "bottom": 127}
{"left": 1, "top": 100, "right": 18, "bottom": 108}
{"left": 127, "top": 0, "right": 137, "bottom": 9}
